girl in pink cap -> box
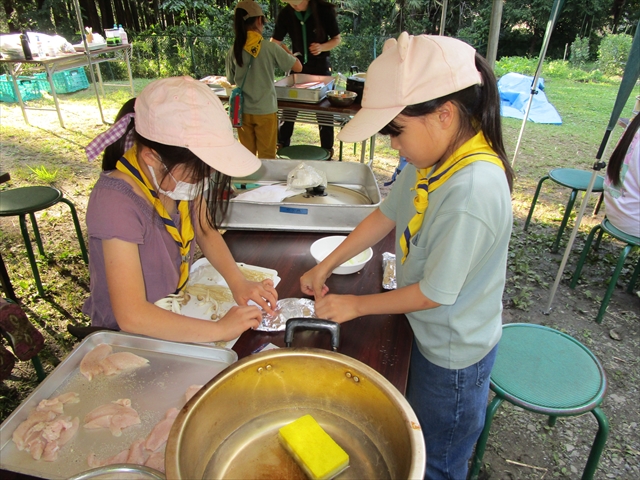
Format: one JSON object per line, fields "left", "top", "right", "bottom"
{"left": 301, "top": 33, "right": 515, "bottom": 479}
{"left": 83, "top": 77, "right": 278, "bottom": 344}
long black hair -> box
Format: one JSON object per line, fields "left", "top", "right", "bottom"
{"left": 607, "top": 113, "right": 640, "bottom": 187}
{"left": 380, "top": 53, "right": 515, "bottom": 192}
{"left": 101, "top": 99, "right": 231, "bottom": 231}
{"left": 233, "top": 7, "right": 263, "bottom": 67}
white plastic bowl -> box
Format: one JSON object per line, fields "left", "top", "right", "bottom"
{"left": 310, "top": 236, "right": 373, "bottom": 275}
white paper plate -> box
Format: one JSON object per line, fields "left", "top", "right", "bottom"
{"left": 183, "top": 259, "right": 280, "bottom": 349}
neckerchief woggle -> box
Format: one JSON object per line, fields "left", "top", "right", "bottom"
{"left": 244, "top": 30, "right": 263, "bottom": 58}
{"left": 115, "top": 145, "right": 194, "bottom": 292}
{"left": 294, "top": 8, "right": 311, "bottom": 64}
{"left": 399, "top": 132, "right": 505, "bottom": 264}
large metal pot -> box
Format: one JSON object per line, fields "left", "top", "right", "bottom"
{"left": 166, "top": 320, "right": 425, "bottom": 479}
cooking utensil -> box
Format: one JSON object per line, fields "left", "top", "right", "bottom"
{"left": 326, "top": 89, "right": 357, "bottom": 107}
{"left": 67, "top": 464, "right": 166, "bottom": 480}
{"left": 0, "top": 332, "right": 236, "bottom": 480}
{"left": 166, "top": 319, "right": 426, "bottom": 479}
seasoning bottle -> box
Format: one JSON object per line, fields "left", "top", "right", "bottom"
{"left": 20, "top": 33, "right": 33, "bottom": 60}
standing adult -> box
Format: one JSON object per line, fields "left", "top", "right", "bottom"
{"left": 226, "top": 1, "right": 302, "bottom": 159}
{"left": 271, "top": 0, "right": 341, "bottom": 157}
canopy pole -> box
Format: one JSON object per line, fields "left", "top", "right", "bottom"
{"left": 511, "top": 0, "right": 565, "bottom": 166}
{"left": 439, "top": 0, "right": 448, "bottom": 35}
{"left": 72, "top": 0, "right": 107, "bottom": 125}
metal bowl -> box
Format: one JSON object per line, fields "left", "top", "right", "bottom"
{"left": 326, "top": 89, "right": 357, "bottom": 107}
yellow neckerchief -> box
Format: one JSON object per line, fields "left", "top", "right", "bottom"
{"left": 244, "top": 31, "right": 263, "bottom": 58}
{"left": 116, "top": 145, "right": 194, "bottom": 292}
{"left": 399, "top": 131, "right": 505, "bottom": 264}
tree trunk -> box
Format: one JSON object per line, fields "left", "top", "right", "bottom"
{"left": 2, "top": 0, "right": 17, "bottom": 32}
{"left": 78, "top": 0, "right": 102, "bottom": 32}
{"left": 97, "top": 0, "right": 115, "bottom": 33}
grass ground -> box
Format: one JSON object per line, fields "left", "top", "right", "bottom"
{"left": 0, "top": 76, "right": 639, "bottom": 478}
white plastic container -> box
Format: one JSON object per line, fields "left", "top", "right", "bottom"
{"left": 118, "top": 24, "right": 128, "bottom": 44}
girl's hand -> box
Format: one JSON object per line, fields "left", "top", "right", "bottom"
{"left": 229, "top": 278, "right": 278, "bottom": 314}
{"left": 216, "top": 305, "right": 262, "bottom": 341}
{"left": 309, "top": 42, "right": 323, "bottom": 56}
{"left": 314, "top": 294, "right": 359, "bottom": 324}
{"left": 300, "top": 264, "right": 330, "bottom": 299}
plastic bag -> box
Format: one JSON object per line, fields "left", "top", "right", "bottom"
{"left": 228, "top": 86, "right": 244, "bottom": 128}
{"left": 287, "top": 162, "right": 327, "bottom": 189}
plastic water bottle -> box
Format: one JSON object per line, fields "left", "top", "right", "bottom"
{"left": 35, "top": 35, "right": 45, "bottom": 59}
{"left": 118, "top": 24, "right": 128, "bottom": 45}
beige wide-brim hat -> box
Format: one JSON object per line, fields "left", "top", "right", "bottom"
{"left": 135, "top": 76, "right": 261, "bottom": 178}
{"left": 236, "top": 1, "right": 264, "bottom": 18}
{"left": 337, "top": 33, "right": 482, "bottom": 143}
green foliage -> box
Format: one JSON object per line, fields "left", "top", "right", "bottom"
{"left": 495, "top": 57, "right": 539, "bottom": 77}
{"left": 569, "top": 35, "right": 590, "bottom": 67}
{"left": 597, "top": 33, "right": 633, "bottom": 76}
{"left": 28, "top": 165, "right": 58, "bottom": 183}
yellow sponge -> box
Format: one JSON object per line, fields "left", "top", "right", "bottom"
{"left": 279, "top": 414, "right": 350, "bottom": 480}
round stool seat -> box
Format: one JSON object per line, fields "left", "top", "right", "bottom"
{"left": 277, "top": 145, "right": 331, "bottom": 161}
{"left": 491, "top": 324, "right": 607, "bottom": 414}
{"left": 0, "top": 186, "right": 62, "bottom": 216}
{"left": 601, "top": 218, "right": 640, "bottom": 246}
{"left": 548, "top": 168, "right": 604, "bottom": 191}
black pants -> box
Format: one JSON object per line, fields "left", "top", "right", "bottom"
{"left": 278, "top": 117, "right": 334, "bottom": 151}
{"left": 278, "top": 62, "right": 335, "bottom": 152}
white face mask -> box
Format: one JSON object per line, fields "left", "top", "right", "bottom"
{"left": 148, "top": 165, "right": 204, "bottom": 201}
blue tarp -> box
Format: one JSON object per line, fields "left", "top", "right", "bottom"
{"left": 498, "top": 72, "right": 562, "bottom": 125}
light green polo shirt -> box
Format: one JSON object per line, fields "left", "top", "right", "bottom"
{"left": 379, "top": 159, "right": 513, "bottom": 369}
{"left": 225, "top": 40, "right": 297, "bottom": 115}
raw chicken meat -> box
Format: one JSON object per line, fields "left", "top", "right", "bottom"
{"left": 36, "top": 392, "right": 80, "bottom": 414}
{"left": 79, "top": 343, "right": 149, "bottom": 380}
{"left": 83, "top": 398, "right": 141, "bottom": 436}
{"left": 145, "top": 448, "right": 165, "bottom": 473}
{"left": 144, "top": 408, "right": 179, "bottom": 452}
{"left": 184, "top": 384, "right": 203, "bottom": 404}
{"left": 79, "top": 343, "right": 112, "bottom": 380}
{"left": 12, "top": 406, "right": 80, "bottom": 462}
{"left": 100, "top": 351, "right": 149, "bottom": 376}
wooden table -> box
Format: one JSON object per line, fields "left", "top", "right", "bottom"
{"left": 0, "top": 44, "right": 134, "bottom": 128}
{"left": 227, "top": 229, "right": 413, "bottom": 394}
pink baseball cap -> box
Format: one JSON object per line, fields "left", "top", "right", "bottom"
{"left": 135, "top": 76, "right": 261, "bottom": 178}
{"left": 337, "top": 33, "right": 482, "bottom": 143}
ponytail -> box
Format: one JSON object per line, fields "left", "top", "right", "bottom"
{"left": 607, "top": 113, "right": 640, "bottom": 187}
{"left": 233, "top": 8, "right": 262, "bottom": 67}
{"left": 102, "top": 98, "right": 136, "bottom": 171}
{"left": 474, "top": 54, "right": 514, "bottom": 192}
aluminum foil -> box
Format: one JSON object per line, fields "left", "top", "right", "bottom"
{"left": 258, "top": 298, "right": 315, "bottom": 331}
{"left": 382, "top": 252, "right": 397, "bottom": 290}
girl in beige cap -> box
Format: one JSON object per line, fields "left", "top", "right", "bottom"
{"left": 83, "top": 76, "right": 278, "bottom": 344}
{"left": 226, "top": 1, "right": 302, "bottom": 158}
{"left": 301, "top": 33, "right": 515, "bottom": 479}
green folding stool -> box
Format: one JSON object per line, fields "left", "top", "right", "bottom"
{"left": 524, "top": 168, "right": 604, "bottom": 253}
{"left": 570, "top": 218, "right": 640, "bottom": 324}
{"left": 0, "top": 186, "right": 88, "bottom": 297}
{"left": 470, "top": 323, "right": 608, "bottom": 480}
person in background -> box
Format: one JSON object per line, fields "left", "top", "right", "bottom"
{"left": 226, "top": 1, "right": 302, "bottom": 159}
{"left": 603, "top": 112, "right": 640, "bottom": 237}
{"left": 300, "top": 33, "right": 515, "bottom": 479}
{"left": 271, "top": 0, "right": 341, "bottom": 157}
{"left": 83, "top": 76, "right": 278, "bottom": 344}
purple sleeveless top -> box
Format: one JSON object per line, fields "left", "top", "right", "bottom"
{"left": 83, "top": 172, "right": 197, "bottom": 329}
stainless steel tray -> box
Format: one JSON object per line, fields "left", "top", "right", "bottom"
{"left": 223, "top": 160, "right": 381, "bottom": 232}
{"left": 0, "top": 331, "right": 237, "bottom": 479}
{"left": 274, "top": 74, "right": 335, "bottom": 103}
